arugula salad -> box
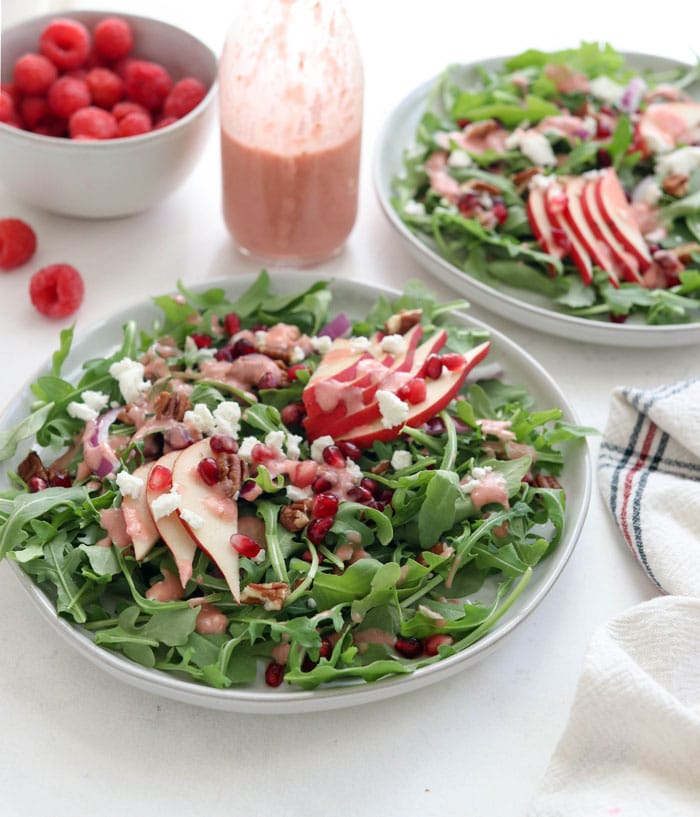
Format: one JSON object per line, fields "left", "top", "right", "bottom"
{"left": 392, "top": 43, "right": 700, "bottom": 324}
{"left": 0, "top": 272, "right": 589, "bottom": 692}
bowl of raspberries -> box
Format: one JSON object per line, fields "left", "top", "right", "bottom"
{"left": 0, "top": 11, "right": 217, "bottom": 218}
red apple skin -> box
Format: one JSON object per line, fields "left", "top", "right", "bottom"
{"left": 561, "top": 176, "right": 621, "bottom": 287}
{"left": 594, "top": 168, "right": 652, "bottom": 273}
{"left": 303, "top": 328, "right": 447, "bottom": 441}
{"left": 580, "top": 175, "right": 643, "bottom": 285}
{"left": 335, "top": 341, "right": 491, "bottom": 449}
{"left": 544, "top": 179, "right": 593, "bottom": 285}
{"left": 526, "top": 183, "right": 566, "bottom": 274}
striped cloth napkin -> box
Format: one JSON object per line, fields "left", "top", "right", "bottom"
{"left": 527, "top": 379, "right": 700, "bottom": 817}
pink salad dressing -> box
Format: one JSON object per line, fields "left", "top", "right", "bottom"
{"left": 146, "top": 568, "right": 184, "bottom": 603}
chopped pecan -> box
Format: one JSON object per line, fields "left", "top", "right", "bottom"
{"left": 17, "top": 451, "right": 48, "bottom": 484}
{"left": 154, "top": 390, "right": 191, "bottom": 422}
{"left": 669, "top": 242, "right": 700, "bottom": 265}
{"left": 512, "top": 166, "right": 542, "bottom": 194}
{"left": 383, "top": 308, "right": 422, "bottom": 335}
{"left": 464, "top": 178, "right": 502, "bottom": 196}
{"left": 534, "top": 474, "right": 562, "bottom": 490}
{"left": 463, "top": 119, "right": 501, "bottom": 139}
{"left": 216, "top": 452, "right": 247, "bottom": 498}
{"left": 370, "top": 460, "right": 391, "bottom": 476}
{"left": 662, "top": 173, "right": 689, "bottom": 198}
{"left": 240, "top": 582, "right": 290, "bottom": 611}
{"left": 279, "top": 499, "right": 312, "bottom": 531}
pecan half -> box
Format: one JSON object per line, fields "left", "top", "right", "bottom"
{"left": 534, "top": 474, "right": 562, "bottom": 490}
{"left": 240, "top": 582, "right": 290, "bottom": 611}
{"left": 383, "top": 309, "right": 422, "bottom": 335}
{"left": 216, "top": 452, "right": 247, "bottom": 498}
{"left": 669, "top": 242, "right": 700, "bottom": 265}
{"left": 662, "top": 173, "right": 689, "bottom": 198}
{"left": 279, "top": 499, "right": 312, "bottom": 531}
{"left": 512, "top": 166, "right": 542, "bottom": 194}
{"left": 154, "top": 390, "right": 191, "bottom": 422}
{"left": 17, "top": 450, "right": 48, "bottom": 484}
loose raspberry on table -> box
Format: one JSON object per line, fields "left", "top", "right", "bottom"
{"left": 86, "top": 67, "right": 124, "bottom": 109}
{"left": 12, "top": 52, "right": 58, "bottom": 95}
{"left": 124, "top": 60, "right": 172, "bottom": 111}
{"left": 0, "top": 219, "right": 37, "bottom": 271}
{"left": 68, "top": 106, "right": 118, "bottom": 139}
{"left": 47, "top": 75, "right": 91, "bottom": 119}
{"left": 163, "top": 77, "right": 207, "bottom": 118}
{"left": 39, "top": 18, "right": 91, "bottom": 71}
{"left": 29, "top": 263, "right": 84, "bottom": 318}
{"left": 93, "top": 17, "right": 134, "bottom": 61}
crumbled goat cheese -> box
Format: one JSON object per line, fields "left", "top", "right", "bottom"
{"left": 179, "top": 508, "right": 204, "bottom": 530}
{"left": 150, "top": 488, "right": 181, "bottom": 520}
{"left": 286, "top": 485, "right": 312, "bottom": 502}
{"left": 403, "top": 200, "right": 426, "bottom": 217}
{"left": 109, "top": 358, "right": 150, "bottom": 404}
{"left": 447, "top": 149, "right": 473, "bottom": 168}
{"left": 311, "top": 435, "right": 335, "bottom": 462}
{"left": 115, "top": 470, "right": 144, "bottom": 500}
{"left": 82, "top": 390, "right": 109, "bottom": 412}
{"left": 183, "top": 404, "right": 215, "bottom": 434}
{"left": 238, "top": 436, "right": 260, "bottom": 460}
{"left": 213, "top": 401, "right": 241, "bottom": 437}
{"left": 67, "top": 401, "right": 98, "bottom": 422}
{"left": 290, "top": 345, "right": 306, "bottom": 364}
{"left": 380, "top": 334, "right": 406, "bottom": 355}
{"left": 350, "top": 336, "right": 370, "bottom": 353}
{"left": 377, "top": 390, "right": 409, "bottom": 429}
{"left": 391, "top": 450, "right": 413, "bottom": 470}
{"left": 505, "top": 129, "right": 556, "bottom": 167}
{"left": 589, "top": 75, "right": 625, "bottom": 106}
{"left": 345, "top": 460, "right": 363, "bottom": 482}
{"left": 265, "top": 430, "right": 286, "bottom": 454}
{"left": 255, "top": 330, "right": 268, "bottom": 346}
{"left": 311, "top": 335, "right": 333, "bottom": 355}
{"left": 286, "top": 433, "right": 303, "bottom": 461}
{"left": 656, "top": 146, "right": 700, "bottom": 178}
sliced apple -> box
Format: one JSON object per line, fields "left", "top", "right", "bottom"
{"left": 580, "top": 174, "right": 642, "bottom": 285}
{"left": 595, "top": 168, "right": 652, "bottom": 273}
{"left": 171, "top": 438, "right": 241, "bottom": 602}
{"left": 544, "top": 179, "right": 593, "bottom": 285}
{"left": 335, "top": 341, "right": 491, "bottom": 449}
{"left": 526, "top": 182, "right": 566, "bottom": 271}
{"left": 638, "top": 102, "right": 700, "bottom": 155}
{"left": 121, "top": 463, "right": 159, "bottom": 561}
{"left": 146, "top": 451, "right": 198, "bottom": 589}
{"left": 562, "top": 176, "right": 621, "bottom": 287}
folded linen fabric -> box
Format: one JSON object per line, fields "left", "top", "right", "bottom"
{"left": 527, "top": 379, "right": 700, "bottom": 816}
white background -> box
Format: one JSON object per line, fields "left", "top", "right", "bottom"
{"left": 0, "top": 2, "right": 697, "bottom": 816}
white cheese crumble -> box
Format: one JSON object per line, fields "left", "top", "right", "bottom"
{"left": 310, "top": 335, "right": 333, "bottom": 355}
{"left": 115, "top": 470, "right": 144, "bottom": 500}
{"left": 82, "top": 390, "right": 109, "bottom": 412}
{"left": 460, "top": 465, "right": 493, "bottom": 495}
{"left": 179, "top": 507, "right": 204, "bottom": 530}
{"left": 505, "top": 129, "right": 556, "bottom": 167}
{"left": 150, "top": 488, "right": 181, "bottom": 520}
{"left": 589, "top": 75, "right": 625, "bottom": 106}
{"left": 290, "top": 345, "right": 306, "bottom": 364}
{"left": 391, "top": 450, "right": 413, "bottom": 471}
{"left": 286, "top": 433, "right": 303, "bottom": 461}
{"left": 213, "top": 401, "right": 242, "bottom": 437}
{"left": 656, "top": 146, "right": 700, "bottom": 178}
{"left": 380, "top": 334, "right": 406, "bottom": 355}
{"left": 311, "top": 435, "right": 335, "bottom": 462}
{"left": 345, "top": 460, "right": 363, "bottom": 482}
{"left": 183, "top": 404, "right": 215, "bottom": 434}
{"left": 109, "top": 358, "right": 150, "bottom": 404}
{"left": 349, "top": 336, "right": 370, "bottom": 353}
{"left": 254, "top": 330, "right": 268, "bottom": 346}
{"left": 632, "top": 176, "right": 663, "bottom": 207}
{"left": 286, "top": 484, "right": 312, "bottom": 502}
{"left": 238, "top": 436, "right": 260, "bottom": 460}
{"left": 67, "top": 401, "right": 98, "bottom": 422}
{"left": 376, "top": 390, "right": 409, "bottom": 429}
{"left": 447, "top": 149, "right": 473, "bottom": 168}
{"left": 265, "top": 430, "right": 286, "bottom": 454}
{"left": 403, "top": 200, "right": 426, "bottom": 217}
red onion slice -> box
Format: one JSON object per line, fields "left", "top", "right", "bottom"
{"left": 318, "top": 312, "right": 351, "bottom": 339}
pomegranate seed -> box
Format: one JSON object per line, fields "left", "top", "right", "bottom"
{"left": 251, "top": 443, "right": 277, "bottom": 464}
{"left": 280, "top": 401, "right": 305, "bottom": 426}
{"left": 257, "top": 370, "right": 281, "bottom": 390}
{"left": 609, "top": 313, "right": 628, "bottom": 324}
{"left": 337, "top": 440, "right": 362, "bottom": 461}
{"left": 302, "top": 654, "right": 317, "bottom": 672}
{"left": 265, "top": 661, "right": 284, "bottom": 687}
{"left": 319, "top": 637, "right": 332, "bottom": 659}
{"left": 28, "top": 476, "right": 48, "bottom": 493}
{"left": 424, "top": 417, "right": 446, "bottom": 435}
{"left": 190, "top": 333, "right": 212, "bottom": 348}
{"left": 209, "top": 434, "right": 238, "bottom": 454}
{"left": 550, "top": 227, "right": 571, "bottom": 253}
{"left": 394, "top": 637, "right": 423, "bottom": 659}
{"left": 232, "top": 338, "right": 255, "bottom": 358}
{"left": 239, "top": 480, "right": 262, "bottom": 501}
{"left": 312, "top": 474, "right": 335, "bottom": 494}
{"left": 214, "top": 346, "right": 234, "bottom": 362}
{"left": 397, "top": 377, "right": 427, "bottom": 404}
{"left": 597, "top": 148, "right": 612, "bottom": 168}
{"left": 492, "top": 202, "right": 509, "bottom": 225}
{"left": 378, "top": 489, "right": 394, "bottom": 503}
{"left": 457, "top": 191, "right": 480, "bottom": 215}
{"left": 366, "top": 499, "right": 387, "bottom": 512}
{"left": 307, "top": 516, "right": 334, "bottom": 545}
{"left": 441, "top": 353, "right": 465, "bottom": 371}
{"left": 456, "top": 118, "right": 470, "bottom": 128}
{"left": 197, "top": 457, "right": 219, "bottom": 486}
{"left": 423, "top": 634, "right": 455, "bottom": 657}
{"left": 322, "top": 445, "right": 345, "bottom": 468}
{"left": 48, "top": 471, "right": 72, "bottom": 487}
{"left": 424, "top": 354, "right": 443, "bottom": 380}
{"left": 230, "top": 533, "right": 261, "bottom": 558}
{"left": 223, "top": 312, "right": 240, "bottom": 335}
{"left": 360, "top": 477, "right": 379, "bottom": 496}
{"left": 287, "top": 364, "right": 308, "bottom": 381}
{"left": 311, "top": 492, "right": 339, "bottom": 518}
{"left": 346, "top": 485, "right": 373, "bottom": 504}
{"left": 148, "top": 464, "right": 172, "bottom": 492}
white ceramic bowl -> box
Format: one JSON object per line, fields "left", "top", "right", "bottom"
{"left": 0, "top": 11, "right": 217, "bottom": 218}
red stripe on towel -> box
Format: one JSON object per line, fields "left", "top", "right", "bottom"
{"left": 619, "top": 421, "right": 658, "bottom": 558}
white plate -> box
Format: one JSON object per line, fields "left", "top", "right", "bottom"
{"left": 374, "top": 53, "right": 700, "bottom": 348}
{"left": 0, "top": 273, "right": 591, "bottom": 713}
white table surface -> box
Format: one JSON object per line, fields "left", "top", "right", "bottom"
{"left": 0, "top": 2, "right": 697, "bottom": 816}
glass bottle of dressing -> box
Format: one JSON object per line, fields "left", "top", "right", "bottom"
{"left": 219, "top": 0, "right": 364, "bottom": 267}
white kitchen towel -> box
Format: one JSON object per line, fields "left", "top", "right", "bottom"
{"left": 527, "top": 379, "right": 700, "bottom": 816}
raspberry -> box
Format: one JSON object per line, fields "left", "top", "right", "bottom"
{"left": 39, "top": 18, "right": 91, "bottom": 71}
{"left": 33, "top": 114, "right": 67, "bottom": 137}
{"left": 163, "top": 77, "right": 207, "bottom": 119}
{"left": 117, "top": 111, "right": 151, "bottom": 137}
{"left": 86, "top": 68, "right": 124, "bottom": 109}
{"left": 29, "top": 264, "right": 84, "bottom": 318}
{"left": 93, "top": 17, "right": 134, "bottom": 61}
{"left": 20, "top": 95, "right": 49, "bottom": 128}
{"left": 13, "top": 52, "right": 58, "bottom": 95}
{"left": 0, "top": 90, "right": 16, "bottom": 123}
{"left": 154, "top": 115, "right": 178, "bottom": 130}
{"left": 0, "top": 219, "right": 37, "bottom": 271}
{"left": 68, "top": 106, "right": 118, "bottom": 139}
{"left": 124, "top": 60, "right": 172, "bottom": 112}
{"left": 47, "top": 75, "right": 91, "bottom": 119}
{"left": 111, "top": 100, "right": 149, "bottom": 121}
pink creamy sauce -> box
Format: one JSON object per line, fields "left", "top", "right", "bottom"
{"left": 465, "top": 470, "right": 510, "bottom": 512}
{"left": 221, "top": 128, "right": 361, "bottom": 265}
{"left": 97, "top": 508, "right": 131, "bottom": 547}
{"left": 146, "top": 568, "right": 184, "bottom": 602}
{"left": 199, "top": 354, "right": 281, "bottom": 392}
{"left": 193, "top": 602, "right": 229, "bottom": 635}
